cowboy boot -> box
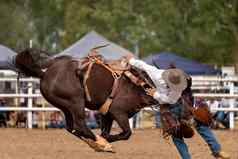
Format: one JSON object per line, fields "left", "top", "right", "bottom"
{"left": 214, "top": 150, "right": 230, "bottom": 159}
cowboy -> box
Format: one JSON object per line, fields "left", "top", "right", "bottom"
{"left": 125, "top": 54, "right": 188, "bottom": 136}
{"left": 170, "top": 77, "right": 230, "bottom": 159}
{"left": 126, "top": 55, "right": 230, "bottom": 159}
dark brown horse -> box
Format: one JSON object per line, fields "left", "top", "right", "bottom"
{"left": 14, "top": 49, "right": 160, "bottom": 152}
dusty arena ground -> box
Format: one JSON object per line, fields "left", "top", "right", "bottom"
{"left": 0, "top": 128, "right": 237, "bottom": 159}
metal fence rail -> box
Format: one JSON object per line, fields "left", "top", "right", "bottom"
{"left": 0, "top": 72, "right": 238, "bottom": 129}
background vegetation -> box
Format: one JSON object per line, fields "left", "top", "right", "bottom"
{"left": 0, "top": 0, "right": 237, "bottom": 66}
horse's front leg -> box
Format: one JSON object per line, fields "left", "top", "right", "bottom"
{"left": 69, "top": 98, "right": 95, "bottom": 139}
{"left": 106, "top": 112, "right": 132, "bottom": 143}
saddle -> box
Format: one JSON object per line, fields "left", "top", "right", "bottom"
{"left": 105, "top": 57, "right": 155, "bottom": 90}
{"left": 76, "top": 50, "right": 155, "bottom": 114}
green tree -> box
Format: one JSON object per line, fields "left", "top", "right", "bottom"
{"left": 29, "top": 0, "right": 65, "bottom": 52}
{"left": 0, "top": 1, "right": 34, "bottom": 50}
{"left": 63, "top": 0, "right": 238, "bottom": 66}
{"left": 0, "top": 0, "right": 237, "bottom": 66}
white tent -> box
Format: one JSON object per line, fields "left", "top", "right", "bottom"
{"left": 0, "top": 45, "right": 17, "bottom": 70}
{"left": 58, "top": 31, "right": 131, "bottom": 60}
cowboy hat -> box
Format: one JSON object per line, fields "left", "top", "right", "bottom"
{"left": 162, "top": 68, "right": 187, "bottom": 92}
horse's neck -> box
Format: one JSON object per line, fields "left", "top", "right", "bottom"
{"left": 121, "top": 75, "right": 157, "bottom": 108}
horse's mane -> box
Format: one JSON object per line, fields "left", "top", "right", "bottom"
{"left": 54, "top": 55, "right": 72, "bottom": 60}
{"left": 130, "top": 67, "right": 155, "bottom": 88}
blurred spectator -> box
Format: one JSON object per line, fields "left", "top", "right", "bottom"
{"left": 32, "top": 112, "right": 39, "bottom": 128}
{"left": 155, "top": 111, "right": 161, "bottom": 128}
{"left": 208, "top": 98, "right": 230, "bottom": 129}
{"left": 235, "top": 99, "right": 238, "bottom": 117}
{"left": 132, "top": 112, "right": 140, "bottom": 128}
{"left": 195, "top": 96, "right": 205, "bottom": 106}
{"left": 16, "top": 112, "right": 26, "bottom": 128}
{"left": 7, "top": 111, "right": 17, "bottom": 127}
{"left": 220, "top": 98, "right": 229, "bottom": 108}
{"left": 215, "top": 98, "right": 230, "bottom": 128}
{"left": 207, "top": 98, "right": 220, "bottom": 114}
{"left": 48, "top": 112, "right": 65, "bottom": 128}
{"left": 0, "top": 98, "right": 7, "bottom": 127}
{"left": 86, "top": 111, "right": 98, "bottom": 129}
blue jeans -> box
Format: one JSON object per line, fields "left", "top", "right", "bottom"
{"left": 172, "top": 121, "right": 221, "bottom": 159}
{"left": 172, "top": 137, "right": 191, "bottom": 159}
{"left": 155, "top": 112, "right": 161, "bottom": 128}
{"left": 169, "top": 104, "right": 221, "bottom": 159}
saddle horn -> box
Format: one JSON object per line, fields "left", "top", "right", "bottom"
{"left": 91, "top": 44, "right": 110, "bottom": 51}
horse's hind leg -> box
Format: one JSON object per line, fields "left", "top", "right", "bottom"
{"left": 106, "top": 112, "right": 132, "bottom": 143}
{"left": 100, "top": 114, "right": 113, "bottom": 139}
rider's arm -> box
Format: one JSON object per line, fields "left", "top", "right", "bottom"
{"left": 129, "top": 58, "right": 158, "bottom": 73}
{"left": 129, "top": 57, "right": 181, "bottom": 104}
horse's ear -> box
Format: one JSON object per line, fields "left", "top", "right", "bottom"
{"left": 17, "top": 47, "right": 30, "bottom": 54}
{"left": 18, "top": 48, "right": 50, "bottom": 62}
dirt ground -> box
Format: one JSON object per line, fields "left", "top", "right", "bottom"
{"left": 0, "top": 128, "right": 237, "bottom": 159}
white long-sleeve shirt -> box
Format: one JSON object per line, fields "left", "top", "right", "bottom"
{"left": 129, "top": 58, "right": 181, "bottom": 104}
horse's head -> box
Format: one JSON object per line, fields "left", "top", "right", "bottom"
{"left": 18, "top": 48, "right": 50, "bottom": 66}
{"left": 15, "top": 48, "right": 50, "bottom": 77}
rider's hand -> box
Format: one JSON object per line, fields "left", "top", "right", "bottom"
{"left": 125, "top": 52, "right": 134, "bottom": 60}
{"left": 89, "top": 49, "right": 98, "bottom": 56}
{"left": 145, "top": 88, "right": 156, "bottom": 96}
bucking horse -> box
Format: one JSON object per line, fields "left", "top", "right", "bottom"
{"left": 4, "top": 47, "right": 191, "bottom": 152}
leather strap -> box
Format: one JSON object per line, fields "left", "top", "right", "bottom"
{"left": 109, "top": 78, "right": 119, "bottom": 98}
{"left": 75, "top": 52, "right": 122, "bottom": 113}
{"left": 83, "top": 62, "right": 94, "bottom": 101}
{"left": 99, "top": 79, "right": 120, "bottom": 114}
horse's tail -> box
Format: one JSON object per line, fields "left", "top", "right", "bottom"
{"left": 15, "top": 48, "right": 50, "bottom": 78}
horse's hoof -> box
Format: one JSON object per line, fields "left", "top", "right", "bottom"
{"left": 81, "top": 136, "right": 116, "bottom": 153}
{"left": 95, "top": 135, "right": 115, "bottom": 153}
{"left": 95, "top": 146, "right": 116, "bottom": 153}
{"left": 101, "top": 143, "right": 115, "bottom": 153}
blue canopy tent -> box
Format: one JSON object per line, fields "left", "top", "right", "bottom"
{"left": 143, "top": 52, "right": 220, "bottom": 75}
